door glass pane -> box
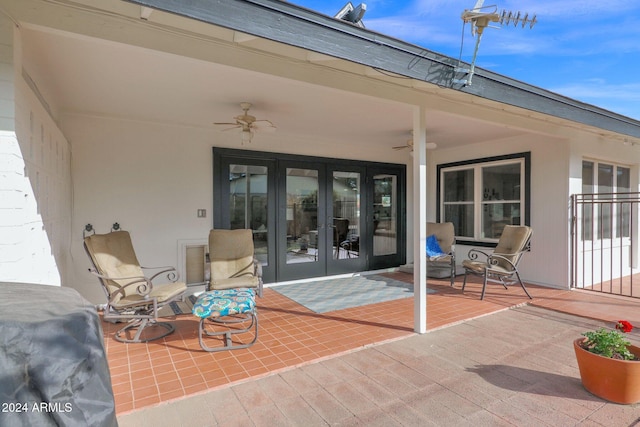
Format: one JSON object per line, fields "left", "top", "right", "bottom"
{"left": 373, "top": 174, "right": 397, "bottom": 256}
{"left": 286, "top": 168, "right": 319, "bottom": 264}
{"left": 229, "top": 164, "right": 268, "bottom": 266}
{"left": 333, "top": 171, "right": 360, "bottom": 259}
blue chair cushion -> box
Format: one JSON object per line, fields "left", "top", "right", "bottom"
{"left": 426, "top": 234, "right": 446, "bottom": 258}
{"left": 192, "top": 288, "right": 256, "bottom": 319}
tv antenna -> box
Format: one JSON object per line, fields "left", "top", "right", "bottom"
{"left": 453, "top": 0, "right": 537, "bottom": 86}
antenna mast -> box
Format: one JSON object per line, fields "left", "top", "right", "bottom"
{"left": 453, "top": 1, "right": 537, "bottom": 86}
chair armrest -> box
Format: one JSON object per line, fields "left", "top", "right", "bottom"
{"left": 488, "top": 250, "right": 527, "bottom": 270}
{"left": 204, "top": 253, "right": 211, "bottom": 289}
{"left": 88, "top": 269, "right": 153, "bottom": 300}
{"left": 253, "top": 257, "right": 264, "bottom": 298}
{"left": 467, "top": 248, "right": 491, "bottom": 262}
{"left": 141, "top": 266, "right": 179, "bottom": 283}
{"left": 202, "top": 253, "right": 263, "bottom": 297}
{"left": 253, "top": 257, "right": 263, "bottom": 278}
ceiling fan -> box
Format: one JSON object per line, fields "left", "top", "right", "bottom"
{"left": 393, "top": 138, "right": 415, "bottom": 151}
{"left": 393, "top": 132, "right": 438, "bottom": 152}
{"left": 214, "top": 102, "right": 276, "bottom": 144}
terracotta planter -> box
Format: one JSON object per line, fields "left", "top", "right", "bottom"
{"left": 573, "top": 338, "right": 640, "bottom": 404}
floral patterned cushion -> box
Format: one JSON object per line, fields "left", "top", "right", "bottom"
{"left": 192, "top": 288, "right": 256, "bottom": 319}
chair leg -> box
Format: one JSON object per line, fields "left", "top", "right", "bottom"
{"left": 114, "top": 318, "right": 175, "bottom": 343}
{"left": 514, "top": 270, "right": 533, "bottom": 299}
{"left": 462, "top": 270, "right": 468, "bottom": 290}
{"left": 449, "top": 261, "right": 455, "bottom": 286}
{"left": 198, "top": 310, "right": 258, "bottom": 352}
{"left": 480, "top": 269, "right": 488, "bottom": 300}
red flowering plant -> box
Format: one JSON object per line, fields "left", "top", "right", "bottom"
{"left": 581, "top": 320, "right": 638, "bottom": 360}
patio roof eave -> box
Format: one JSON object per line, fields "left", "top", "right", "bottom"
{"left": 126, "top": 0, "right": 640, "bottom": 140}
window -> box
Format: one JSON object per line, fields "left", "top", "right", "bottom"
{"left": 438, "top": 153, "right": 530, "bottom": 245}
{"left": 581, "top": 160, "right": 631, "bottom": 240}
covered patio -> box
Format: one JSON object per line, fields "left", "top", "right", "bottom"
{"left": 116, "top": 300, "right": 640, "bottom": 426}
{"left": 105, "top": 273, "right": 640, "bottom": 417}
{"left": 3, "top": 1, "right": 640, "bottom": 424}
{"left": 7, "top": 0, "right": 640, "bottom": 328}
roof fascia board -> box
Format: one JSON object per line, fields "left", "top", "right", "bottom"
{"left": 125, "top": 0, "right": 640, "bottom": 138}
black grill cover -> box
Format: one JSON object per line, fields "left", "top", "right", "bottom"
{"left": 0, "top": 282, "right": 117, "bottom": 427}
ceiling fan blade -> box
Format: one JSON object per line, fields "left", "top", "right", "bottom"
{"left": 392, "top": 145, "right": 409, "bottom": 150}
{"left": 214, "top": 124, "right": 241, "bottom": 132}
{"left": 213, "top": 122, "right": 238, "bottom": 126}
{"left": 252, "top": 120, "right": 276, "bottom": 131}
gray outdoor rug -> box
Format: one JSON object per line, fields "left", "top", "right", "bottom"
{"left": 273, "top": 274, "right": 434, "bottom": 313}
{"left": 157, "top": 294, "right": 198, "bottom": 317}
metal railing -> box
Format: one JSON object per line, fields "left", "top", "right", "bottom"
{"left": 571, "top": 192, "right": 640, "bottom": 298}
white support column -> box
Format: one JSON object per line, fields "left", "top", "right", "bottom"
{"left": 413, "top": 105, "right": 427, "bottom": 334}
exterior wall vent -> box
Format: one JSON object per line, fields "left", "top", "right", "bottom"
{"left": 178, "top": 239, "right": 208, "bottom": 287}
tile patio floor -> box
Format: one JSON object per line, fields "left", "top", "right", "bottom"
{"left": 106, "top": 272, "right": 640, "bottom": 425}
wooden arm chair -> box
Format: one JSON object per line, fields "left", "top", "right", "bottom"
{"left": 461, "top": 225, "right": 533, "bottom": 300}
{"left": 84, "top": 230, "right": 187, "bottom": 343}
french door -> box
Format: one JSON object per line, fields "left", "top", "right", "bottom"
{"left": 277, "top": 161, "right": 367, "bottom": 281}
{"left": 213, "top": 148, "right": 404, "bottom": 283}
{"left": 215, "top": 155, "right": 277, "bottom": 282}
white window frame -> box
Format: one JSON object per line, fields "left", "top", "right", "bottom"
{"left": 581, "top": 159, "right": 631, "bottom": 242}
{"left": 438, "top": 153, "right": 530, "bottom": 245}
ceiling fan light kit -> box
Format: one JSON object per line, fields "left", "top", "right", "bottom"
{"left": 241, "top": 129, "right": 253, "bottom": 144}
{"left": 214, "top": 102, "right": 275, "bottom": 144}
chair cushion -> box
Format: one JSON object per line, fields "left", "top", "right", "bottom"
{"left": 493, "top": 225, "right": 532, "bottom": 269}
{"left": 113, "top": 281, "right": 187, "bottom": 309}
{"left": 210, "top": 276, "right": 260, "bottom": 291}
{"left": 426, "top": 234, "right": 446, "bottom": 258}
{"left": 192, "top": 288, "right": 256, "bottom": 319}
{"left": 428, "top": 254, "right": 452, "bottom": 264}
{"left": 462, "top": 260, "right": 511, "bottom": 276}
{"left": 426, "top": 222, "right": 455, "bottom": 253}
{"left": 84, "top": 231, "right": 145, "bottom": 301}
{"left": 209, "top": 229, "right": 256, "bottom": 280}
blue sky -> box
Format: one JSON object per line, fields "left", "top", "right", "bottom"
{"left": 289, "top": 0, "right": 640, "bottom": 120}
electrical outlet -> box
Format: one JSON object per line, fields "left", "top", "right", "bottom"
{"left": 197, "top": 209, "right": 206, "bottom": 218}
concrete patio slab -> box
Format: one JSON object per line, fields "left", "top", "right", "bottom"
{"left": 118, "top": 305, "right": 640, "bottom": 426}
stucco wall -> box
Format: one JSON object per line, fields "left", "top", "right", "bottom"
{"left": 62, "top": 112, "right": 409, "bottom": 303}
